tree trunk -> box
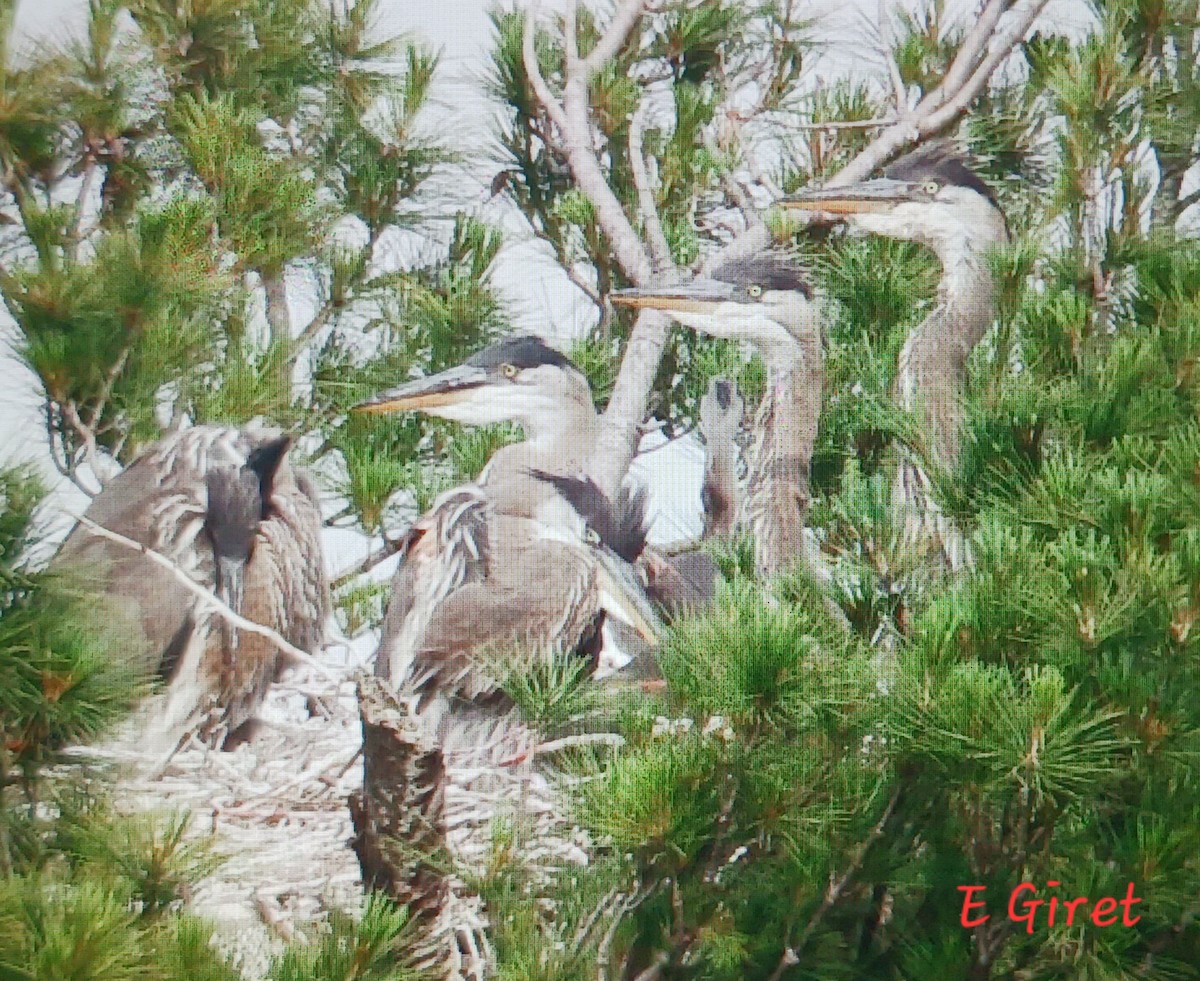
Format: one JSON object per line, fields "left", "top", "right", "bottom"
{"left": 348, "top": 675, "right": 447, "bottom": 918}
{"left": 592, "top": 308, "right": 672, "bottom": 497}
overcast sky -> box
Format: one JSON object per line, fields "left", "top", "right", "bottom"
{"left": 2, "top": 0, "right": 1093, "bottom": 529}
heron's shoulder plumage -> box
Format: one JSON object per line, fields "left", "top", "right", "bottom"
{"left": 525, "top": 470, "right": 649, "bottom": 564}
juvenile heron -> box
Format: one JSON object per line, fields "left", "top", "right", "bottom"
{"left": 55, "top": 425, "right": 330, "bottom": 752}
{"left": 353, "top": 471, "right": 660, "bottom": 979}
{"left": 612, "top": 250, "right": 826, "bottom": 581}
{"left": 777, "top": 141, "right": 1008, "bottom": 567}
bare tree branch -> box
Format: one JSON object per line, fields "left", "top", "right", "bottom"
{"left": 523, "top": 4, "right": 569, "bottom": 134}
{"left": 629, "top": 101, "right": 674, "bottom": 270}
{"left": 831, "top": 0, "right": 1048, "bottom": 186}
{"left": 564, "top": 1, "right": 580, "bottom": 69}
{"left": 785, "top": 117, "right": 895, "bottom": 132}
{"left": 581, "top": 0, "right": 646, "bottom": 76}
{"left": 919, "top": 0, "right": 1049, "bottom": 131}
{"left": 591, "top": 308, "right": 673, "bottom": 494}
{"left": 938, "top": 0, "right": 1010, "bottom": 97}
{"left": 524, "top": 0, "right": 669, "bottom": 495}
{"left": 708, "top": 0, "right": 1047, "bottom": 274}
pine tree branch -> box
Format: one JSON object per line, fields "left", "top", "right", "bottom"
{"left": 287, "top": 225, "right": 386, "bottom": 366}
{"left": 68, "top": 511, "right": 340, "bottom": 685}
{"left": 768, "top": 786, "right": 902, "bottom": 980}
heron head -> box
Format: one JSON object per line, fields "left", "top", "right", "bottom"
{"left": 776, "top": 141, "right": 1008, "bottom": 252}
{"left": 203, "top": 436, "right": 289, "bottom": 651}
{"left": 610, "top": 250, "right": 818, "bottom": 349}
{"left": 352, "top": 335, "right": 590, "bottom": 429}
{"left": 699, "top": 376, "right": 744, "bottom": 445}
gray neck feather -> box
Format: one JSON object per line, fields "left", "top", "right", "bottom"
{"left": 741, "top": 333, "right": 822, "bottom": 577}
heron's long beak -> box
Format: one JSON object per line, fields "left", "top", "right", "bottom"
{"left": 776, "top": 177, "right": 918, "bottom": 215}
{"left": 611, "top": 279, "right": 735, "bottom": 315}
{"left": 593, "top": 549, "right": 662, "bottom": 648}
{"left": 353, "top": 363, "right": 489, "bottom": 414}
{"left": 214, "top": 555, "right": 246, "bottom": 651}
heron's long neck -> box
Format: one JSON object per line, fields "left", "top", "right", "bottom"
{"left": 480, "top": 393, "right": 601, "bottom": 520}
{"left": 700, "top": 426, "right": 740, "bottom": 540}
{"left": 896, "top": 234, "right": 996, "bottom": 465}
{"left": 742, "top": 332, "right": 822, "bottom": 577}
{"left": 524, "top": 391, "right": 600, "bottom": 459}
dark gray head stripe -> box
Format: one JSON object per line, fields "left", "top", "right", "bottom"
{"left": 710, "top": 251, "right": 814, "bottom": 299}
{"left": 465, "top": 335, "right": 576, "bottom": 372}
{"left": 884, "top": 141, "right": 998, "bottom": 208}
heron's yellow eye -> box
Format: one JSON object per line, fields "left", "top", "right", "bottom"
{"left": 922, "top": 180, "right": 940, "bottom": 195}
{"left": 746, "top": 284, "right": 763, "bottom": 298}
{"left": 500, "top": 363, "right": 519, "bottom": 379}
{"left": 584, "top": 527, "right": 601, "bottom": 545}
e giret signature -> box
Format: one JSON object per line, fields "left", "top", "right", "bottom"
{"left": 958, "top": 882, "right": 1142, "bottom": 933}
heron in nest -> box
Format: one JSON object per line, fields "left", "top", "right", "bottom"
{"left": 349, "top": 464, "right": 660, "bottom": 980}
{"left": 54, "top": 424, "right": 330, "bottom": 754}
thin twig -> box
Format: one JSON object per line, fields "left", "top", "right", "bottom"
{"left": 331, "top": 535, "right": 405, "bottom": 590}
{"left": 68, "top": 511, "right": 341, "bottom": 685}
{"left": 767, "top": 786, "right": 902, "bottom": 981}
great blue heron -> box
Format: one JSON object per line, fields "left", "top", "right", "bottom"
{"left": 356, "top": 334, "right": 718, "bottom": 612}
{"left": 54, "top": 425, "right": 330, "bottom": 752}
{"left": 356, "top": 335, "right": 600, "bottom": 526}
{"left": 351, "top": 469, "right": 660, "bottom": 979}
{"left": 371, "top": 475, "right": 661, "bottom": 703}
{"left": 698, "top": 376, "right": 744, "bottom": 540}
{"left": 612, "top": 250, "right": 826, "bottom": 581}
{"left": 777, "top": 141, "right": 1008, "bottom": 566}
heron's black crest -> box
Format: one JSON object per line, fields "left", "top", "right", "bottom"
{"left": 711, "top": 250, "right": 814, "bottom": 299}
{"left": 528, "top": 470, "right": 649, "bottom": 564}
{"left": 885, "top": 141, "right": 998, "bottom": 208}
{"left": 246, "top": 436, "right": 290, "bottom": 519}
{"left": 714, "top": 379, "right": 733, "bottom": 411}
{"left": 466, "top": 335, "right": 575, "bottom": 373}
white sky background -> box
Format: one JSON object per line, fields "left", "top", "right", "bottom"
{"left": 2, "top": 0, "right": 1096, "bottom": 549}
